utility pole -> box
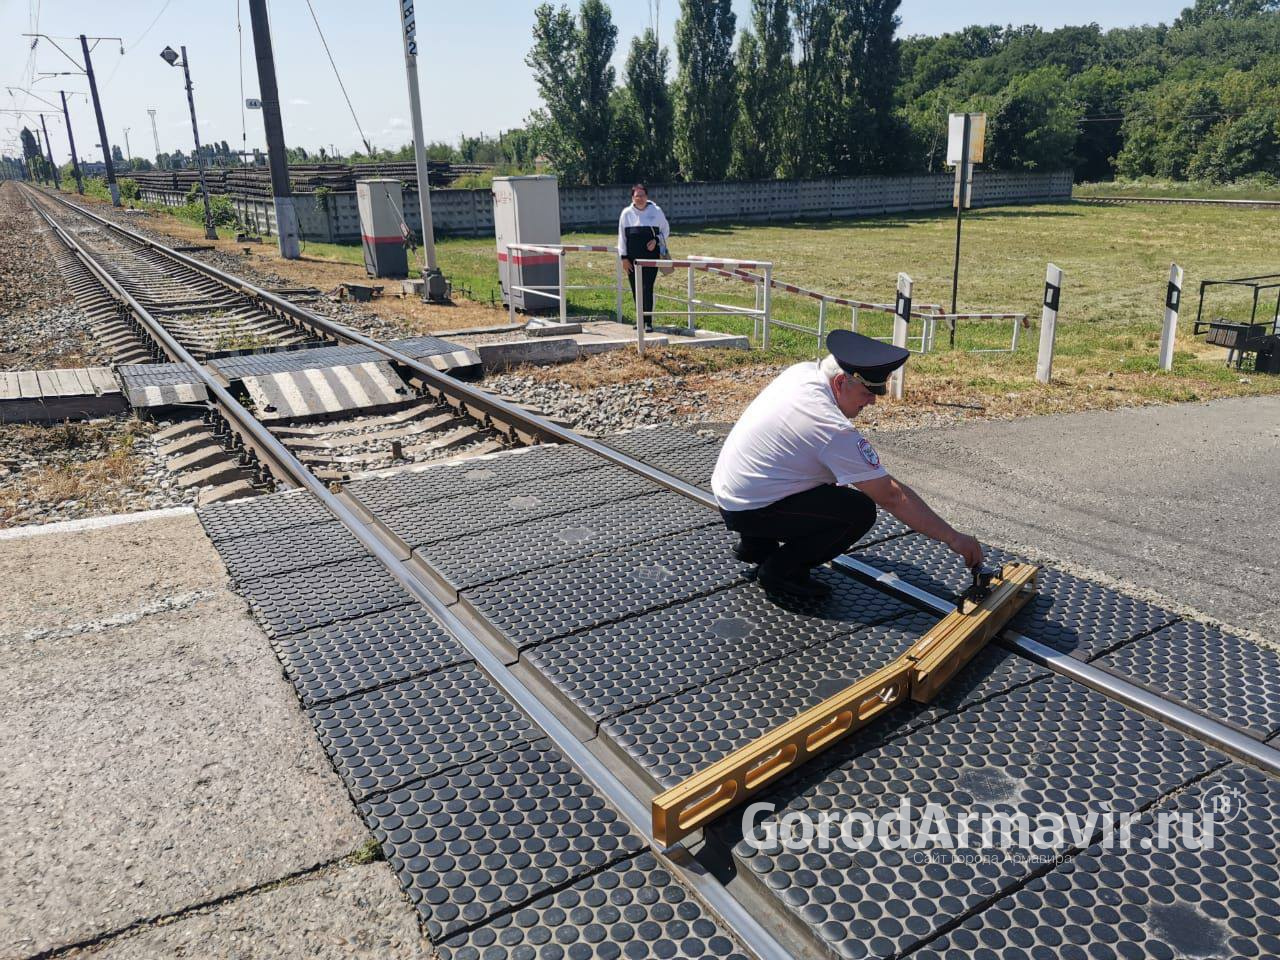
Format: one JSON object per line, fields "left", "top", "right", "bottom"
{"left": 122, "top": 127, "right": 132, "bottom": 162}
{"left": 246, "top": 0, "right": 300, "bottom": 259}
{"left": 81, "top": 35, "right": 120, "bottom": 205}
{"left": 147, "top": 108, "right": 160, "bottom": 162}
{"left": 162, "top": 46, "right": 217, "bottom": 239}
{"left": 398, "top": 0, "right": 447, "bottom": 300}
{"left": 62, "top": 91, "right": 84, "bottom": 194}
{"left": 39, "top": 115, "right": 60, "bottom": 187}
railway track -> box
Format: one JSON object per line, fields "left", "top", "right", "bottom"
{"left": 22, "top": 183, "right": 1280, "bottom": 960}
{"left": 24, "top": 187, "right": 543, "bottom": 488}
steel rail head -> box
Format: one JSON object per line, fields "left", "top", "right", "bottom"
{"left": 832, "top": 553, "right": 1280, "bottom": 778}
{"left": 26, "top": 183, "right": 791, "bottom": 960}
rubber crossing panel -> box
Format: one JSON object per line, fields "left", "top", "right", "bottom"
{"left": 602, "top": 425, "right": 720, "bottom": 458}
{"left": 347, "top": 443, "right": 603, "bottom": 516}
{"left": 460, "top": 526, "right": 753, "bottom": 657}
{"left": 601, "top": 612, "right": 938, "bottom": 788}
{"left": 273, "top": 605, "right": 470, "bottom": 706}
{"left": 198, "top": 488, "right": 331, "bottom": 542}
{"left": 639, "top": 440, "right": 724, "bottom": 490}
{"left": 377, "top": 465, "right": 660, "bottom": 550}
{"left": 116, "top": 362, "right": 208, "bottom": 407}
{"left": 915, "top": 764, "right": 1280, "bottom": 960}
{"left": 604, "top": 618, "right": 1058, "bottom": 791}
{"left": 526, "top": 573, "right": 912, "bottom": 732}
{"left": 413, "top": 491, "right": 717, "bottom": 594}
{"left": 209, "top": 519, "right": 366, "bottom": 582}
{"left": 208, "top": 335, "right": 477, "bottom": 379}
{"left": 731, "top": 674, "right": 1227, "bottom": 960}
{"left": 209, "top": 344, "right": 385, "bottom": 378}
{"left": 241, "top": 361, "right": 412, "bottom": 421}
{"left": 1096, "top": 620, "right": 1280, "bottom": 740}
{"left": 853, "top": 534, "right": 1178, "bottom": 660}
{"left": 706, "top": 644, "right": 1055, "bottom": 817}
{"left": 235, "top": 555, "right": 414, "bottom": 638}
{"left": 435, "top": 852, "right": 751, "bottom": 959}
{"left": 361, "top": 739, "right": 644, "bottom": 942}
{"left": 310, "top": 663, "right": 539, "bottom": 800}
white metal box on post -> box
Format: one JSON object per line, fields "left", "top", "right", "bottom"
{"left": 356, "top": 178, "right": 409, "bottom": 279}
{"left": 492, "top": 175, "right": 561, "bottom": 311}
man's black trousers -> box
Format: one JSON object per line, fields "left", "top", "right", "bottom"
{"left": 720, "top": 484, "right": 877, "bottom": 578}
{"left": 625, "top": 260, "right": 657, "bottom": 327}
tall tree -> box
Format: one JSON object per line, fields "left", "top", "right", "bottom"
{"left": 826, "top": 0, "right": 903, "bottom": 173}
{"left": 674, "top": 0, "right": 738, "bottom": 180}
{"left": 526, "top": 0, "right": 618, "bottom": 184}
{"left": 729, "top": 0, "right": 792, "bottom": 179}
{"left": 783, "top": 0, "right": 837, "bottom": 177}
{"left": 625, "top": 28, "right": 676, "bottom": 181}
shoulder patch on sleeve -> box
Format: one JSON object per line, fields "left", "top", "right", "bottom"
{"left": 857, "top": 437, "right": 881, "bottom": 468}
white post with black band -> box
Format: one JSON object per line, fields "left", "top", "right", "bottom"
{"left": 1036, "top": 263, "right": 1063, "bottom": 385}
{"left": 891, "top": 272, "right": 911, "bottom": 399}
{"left": 1159, "top": 262, "right": 1183, "bottom": 372}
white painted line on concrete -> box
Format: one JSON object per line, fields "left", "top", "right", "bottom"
{"left": 0, "top": 505, "right": 196, "bottom": 541}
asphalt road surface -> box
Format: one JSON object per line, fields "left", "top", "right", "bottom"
{"left": 876, "top": 395, "right": 1280, "bottom": 641}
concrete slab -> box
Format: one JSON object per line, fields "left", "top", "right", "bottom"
{"left": 0, "top": 512, "right": 230, "bottom": 643}
{"left": 873, "top": 395, "right": 1280, "bottom": 640}
{"left": 82, "top": 863, "right": 429, "bottom": 960}
{"left": 0, "top": 514, "right": 371, "bottom": 957}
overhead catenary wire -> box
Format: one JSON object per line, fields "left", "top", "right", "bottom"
{"left": 302, "top": 0, "right": 373, "bottom": 154}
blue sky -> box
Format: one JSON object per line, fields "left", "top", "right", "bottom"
{"left": 3, "top": 1, "right": 1186, "bottom": 163}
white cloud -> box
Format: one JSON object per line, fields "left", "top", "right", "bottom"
{"left": 387, "top": 117, "right": 408, "bottom": 128}
{"left": 289, "top": 98, "right": 311, "bottom": 106}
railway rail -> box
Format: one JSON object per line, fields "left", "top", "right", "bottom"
{"left": 20, "top": 182, "right": 1280, "bottom": 960}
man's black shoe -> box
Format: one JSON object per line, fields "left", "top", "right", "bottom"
{"left": 734, "top": 539, "right": 779, "bottom": 565}
{"left": 758, "top": 566, "right": 832, "bottom": 600}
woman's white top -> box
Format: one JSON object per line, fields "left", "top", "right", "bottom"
{"left": 617, "top": 201, "right": 670, "bottom": 258}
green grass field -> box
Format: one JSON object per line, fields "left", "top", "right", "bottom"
{"left": 1075, "top": 179, "right": 1280, "bottom": 201}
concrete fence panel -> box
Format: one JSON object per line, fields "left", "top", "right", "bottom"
{"left": 140, "top": 169, "right": 1071, "bottom": 242}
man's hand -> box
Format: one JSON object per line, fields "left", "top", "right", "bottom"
{"left": 622, "top": 259, "right": 633, "bottom": 275}
{"left": 646, "top": 239, "right": 656, "bottom": 251}
{"left": 946, "top": 532, "right": 984, "bottom": 568}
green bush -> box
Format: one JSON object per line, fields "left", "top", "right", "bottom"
{"left": 118, "top": 178, "right": 139, "bottom": 201}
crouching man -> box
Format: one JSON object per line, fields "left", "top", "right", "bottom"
{"left": 711, "top": 330, "right": 983, "bottom": 598}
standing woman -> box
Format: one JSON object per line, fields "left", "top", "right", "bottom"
{"left": 618, "top": 183, "right": 670, "bottom": 331}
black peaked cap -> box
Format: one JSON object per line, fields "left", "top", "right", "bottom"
{"left": 825, "top": 330, "right": 909, "bottom": 394}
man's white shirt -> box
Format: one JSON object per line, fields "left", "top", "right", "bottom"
{"left": 617, "top": 202, "right": 670, "bottom": 258}
{"left": 711, "top": 362, "right": 887, "bottom": 511}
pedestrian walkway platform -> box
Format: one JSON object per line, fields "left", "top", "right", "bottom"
{"left": 0, "top": 366, "right": 126, "bottom": 422}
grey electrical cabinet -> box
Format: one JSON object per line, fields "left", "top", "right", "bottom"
{"left": 356, "top": 178, "right": 409, "bottom": 279}
{"left": 492, "top": 175, "right": 561, "bottom": 311}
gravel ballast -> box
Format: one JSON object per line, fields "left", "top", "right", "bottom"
{"left": 0, "top": 417, "right": 194, "bottom": 528}
{"left": 0, "top": 182, "right": 108, "bottom": 369}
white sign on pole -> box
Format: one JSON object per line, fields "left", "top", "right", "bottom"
{"left": 244, "top": 98, "right": 262, "bottom": 109}
{"left": 1159, "top": 262, "right": 1184, "bottom": 371}
{"left": 1036, "top": 263, "right": 1063, "bottom": 384}
{"left": 946, "top": 113, "right": 986, "bottom": 165}
{"left": 890, "top": 273, "right": 912, "bottom": 400}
